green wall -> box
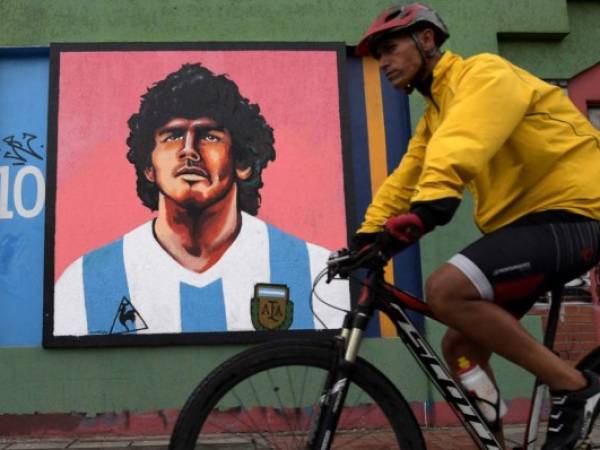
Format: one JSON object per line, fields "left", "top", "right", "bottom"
{"left": 0, "top": 339, "right": 426, "bottom": 414}
{"left": 0, "top": 0, "right": 598, "bottom": 418}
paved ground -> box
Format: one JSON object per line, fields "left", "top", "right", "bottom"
{"left": 425, "top": 424, "right": 526, "bottom": 449}
{"left": 0, "top": 424, "right": 597, "bottom": 449}
{"left": 0, "top": 425, "right": 527, "bottom": 450}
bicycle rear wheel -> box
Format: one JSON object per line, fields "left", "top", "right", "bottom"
{"left": 169, "top": 338, "right": 425, "bottom": 450}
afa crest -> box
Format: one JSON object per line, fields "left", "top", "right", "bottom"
{"left": 251, "top": 283, "right": 293, "bottom": 331}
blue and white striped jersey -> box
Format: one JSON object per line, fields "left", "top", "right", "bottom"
{"left": 54, "top": 213, "right": 350, "bottom": 336}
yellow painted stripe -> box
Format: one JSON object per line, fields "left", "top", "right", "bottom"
{"left": 380, "top": 264, "right": 397, "bottom": 336}
{"left": 362, "top": 58, "right": 388, "bottom": 197}
{"left": 362, "top": 57, "right": 397, "bottom": 338}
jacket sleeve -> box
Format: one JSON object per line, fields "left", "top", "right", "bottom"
{"left": 358, "top": 116, "right": 429, "bottom": 233}
{"left": 411, "top": 56, "right": 534, "bottom": 203}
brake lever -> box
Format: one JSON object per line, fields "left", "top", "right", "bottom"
{"left": 326, "top": 249, "right": 354, "bottom": 282}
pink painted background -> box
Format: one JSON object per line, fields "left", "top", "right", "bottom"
{"left": 55, "top": 49, "right": 348, "bottom": 279}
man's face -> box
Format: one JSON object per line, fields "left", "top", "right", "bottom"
{"left": 145, "top": 117, "right": 250, "bottom": 211}
{"left": 376, "top": 33, "right": 423, "bottom": 92}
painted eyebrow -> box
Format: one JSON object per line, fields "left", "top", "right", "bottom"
{"left": 156, "top": 123, "right": 226, "bottom": 136}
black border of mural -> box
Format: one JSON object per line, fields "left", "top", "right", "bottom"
{"left": 43, "top": 42, "right": 355, "bottom": 348}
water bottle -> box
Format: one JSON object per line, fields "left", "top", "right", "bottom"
{"left": 457, "top": 356, "right": 507, "bottom": 423}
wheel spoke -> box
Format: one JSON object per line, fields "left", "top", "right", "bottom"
{"left": 246, "top": 373, "right": 280, "bottom": 447}
{"left": 301, "top": 368, "right": 328, "bottom": 435}
{"left": 202, "top": 385, "right": 272, "bottom": 447}
{"left": 266, "top": 368, "right": 300, "bottom": 448}
{"left": 171, "top": 341, "right": 424, "bottom": 450}
{"left": 284, "top": 366, "right": 301, "bottom": 448}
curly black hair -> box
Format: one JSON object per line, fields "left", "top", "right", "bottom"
{"left": 126, "top": 63, "right": 275, "bottom": 215}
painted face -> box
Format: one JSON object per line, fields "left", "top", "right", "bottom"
{"left": 146, "top": 117, "right": 250, "bottom": 211}
{"left": 376, "top": 34, "right": 422, "bottom": 92}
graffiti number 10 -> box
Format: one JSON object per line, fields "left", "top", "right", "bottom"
{"left": 0, "top": 166, "right": 45, "bottom": 219}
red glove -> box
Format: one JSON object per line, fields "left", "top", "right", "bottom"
{"left": 383, "top": 213, "right": 425, "bottom": 252}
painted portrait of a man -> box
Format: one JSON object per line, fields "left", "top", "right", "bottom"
{"left": 46, "top": 45, "right": 352, "bottom": 344}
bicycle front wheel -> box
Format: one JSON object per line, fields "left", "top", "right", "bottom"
{"left": 169, "top": 338, "right": 425, "bottom": 450}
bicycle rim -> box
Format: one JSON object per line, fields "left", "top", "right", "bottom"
{"left": 171, "top": 340, "right": 423, "bottom": 450}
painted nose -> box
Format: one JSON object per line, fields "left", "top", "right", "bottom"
{"left": 179, "top": 131, "right": 201, "bottom": 160}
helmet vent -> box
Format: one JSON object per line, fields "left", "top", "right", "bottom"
{"left": 384, "top": 8, "right": 403, "bottom": 22}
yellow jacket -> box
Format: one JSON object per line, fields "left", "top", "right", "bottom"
{"left": 360, "top": 51, "right": 600, "bottom": 234}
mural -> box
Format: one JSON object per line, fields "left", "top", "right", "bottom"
{"left": 44, "top": 44, "right": 352, "bottom": 346}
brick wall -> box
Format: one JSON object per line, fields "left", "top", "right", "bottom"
{"left": 530, "top": 302, "right": 599, "bottom": 364}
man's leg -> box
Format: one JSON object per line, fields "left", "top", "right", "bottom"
{"left": 442, "top": 328, "right": 492, "bottom": 375}
{"left": 429, "top": 214, "right": 600, "bottom": 449}
{"left": 427, "top": 263, "right": 586, "bottom": 391}
{"left": 442, "top": 328, "right": 508, "bottom": 448}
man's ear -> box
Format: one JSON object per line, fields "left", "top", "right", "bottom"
{"left": 144, "top": 167, "right": 156, "bottom": 182}
{"left": 236, "top": 165, "right": 252, "bottom": 181}
{"left": 419, "top": 28, "right": 438, "bottom": 56}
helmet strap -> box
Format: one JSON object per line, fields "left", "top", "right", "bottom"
{"left": 407, "top": 32, "right": 437, "bottom": 96}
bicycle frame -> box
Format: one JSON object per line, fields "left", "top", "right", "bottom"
{"left": 309, "top": 264, "right": 570, "bottom": 450}
{"left": 358, "top": 270, "right": 504, "bottom": 450}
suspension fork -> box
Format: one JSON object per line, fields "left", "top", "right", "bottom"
{"left": 307, "top": 283, "right": 376, "bottom": 449}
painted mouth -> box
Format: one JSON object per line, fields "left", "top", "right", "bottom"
{"left": 175, "top": 166, "right": 209, "bottom": 182}
{"left": 176, "top": 166, "right": 209, "bottom": 180}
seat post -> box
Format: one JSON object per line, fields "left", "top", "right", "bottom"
{"left": 543, "top": 285, "right": 564, "bottom": 349}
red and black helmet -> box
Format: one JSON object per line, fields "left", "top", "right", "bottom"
{"left": 356, "top": 3, "right": 450, "bottom": 57}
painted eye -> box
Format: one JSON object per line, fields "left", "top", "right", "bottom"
{"left": 202, "top": 133, "right": 221, "bottom": 143}
{"left": 164, "top": 132, "right": 184, "bottom": 142}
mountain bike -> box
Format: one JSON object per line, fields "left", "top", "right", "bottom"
{"left": 169, "top": 247, "right": 600, "bottom": 450}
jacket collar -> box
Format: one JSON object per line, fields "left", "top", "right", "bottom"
{"left": 430, "top": 50, "right": 462, "bottom": 98}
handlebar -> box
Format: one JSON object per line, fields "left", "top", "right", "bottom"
{"left": 326, "top": 244, "right": 390, "bottom": 282}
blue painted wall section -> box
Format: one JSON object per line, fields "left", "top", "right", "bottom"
{"left": 0, "top": 50, "right": 48, "bottom": 347}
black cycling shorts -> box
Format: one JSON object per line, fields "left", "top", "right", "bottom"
{"left": 448, "top": 211, "right": 600, "bottom": 317}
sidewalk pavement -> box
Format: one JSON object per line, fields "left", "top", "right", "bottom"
{"left": 0, "top": 424, "right": 535, "bottom": 450}
{"left": 0, "top": 437, "right": 169, "bottom": 450}
{"left": 425, "top": 424, "right": 527, "bottom": 450}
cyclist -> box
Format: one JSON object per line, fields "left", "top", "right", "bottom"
{"left": 352, "top": 3, "right": 600, "bottom": 449}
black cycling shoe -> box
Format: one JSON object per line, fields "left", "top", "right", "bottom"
{"left": 542, "top": 370, "right": 600, "bottom": 450}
